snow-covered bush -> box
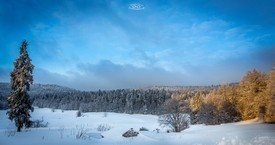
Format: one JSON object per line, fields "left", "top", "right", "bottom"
{"left": 103, "top": 112, "right": 108, "bottom": 117}
{"left": 30, "top": 119, "right": 48, "bottom": 128}
{"left": 97, "top": 124, "right": 111, "bottom": 131}
{"left": 76, "top": 110, "right": 82, "bottom": 117}
{"left": 139, "top": 127, "right": 149, "bottom": 131}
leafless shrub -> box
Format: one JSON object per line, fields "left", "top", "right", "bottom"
{"left": 158, "top": 98, "right": 190, "bottom": 132}
{"left": 5, "top": 129, "right": 16, "bottom": 137}
{"left": 159, "top": 113, "right": 190, "bottom": 132}
{"left": 31, "top": 119, "right": 48, "bottom": 128}
{"left": 58, "top": 126, "right": 65, "bottom": 139}
{"left": 97, "top": 124, "right": 111, "bottom": 132}
{"left": 75, "top": 125, "right": 89, "bottom": 140}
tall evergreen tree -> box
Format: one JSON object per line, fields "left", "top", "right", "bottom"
{"left": 7, "top": 40, "right": 34, "bottom": 132}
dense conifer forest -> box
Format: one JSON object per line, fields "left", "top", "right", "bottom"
{"left": 0, "top": 83, "right": 215, "bottom": 114}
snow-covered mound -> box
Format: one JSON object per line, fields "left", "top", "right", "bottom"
{"left": 0, "top": 108, "right": 274, "bottom": 145}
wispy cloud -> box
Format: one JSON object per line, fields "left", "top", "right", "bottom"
{"left": 0, "top": 0, "right": 274, "bottom": 90}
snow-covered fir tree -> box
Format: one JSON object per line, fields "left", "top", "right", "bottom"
{"left": 7, "top": 40, "right": 34, "bottom": 132}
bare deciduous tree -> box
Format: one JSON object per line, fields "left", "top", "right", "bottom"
{"left": 158, "top": 98, "right": 190, "bottom": 132}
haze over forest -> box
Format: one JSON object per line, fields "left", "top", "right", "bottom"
{"left": 0, "top": 0, "right": 275, "bottom": 91}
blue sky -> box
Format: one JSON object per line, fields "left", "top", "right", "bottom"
{"left": 0, "top": 0, "right": 274, "bottom": 90}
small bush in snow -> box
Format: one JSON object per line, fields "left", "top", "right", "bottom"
{"left": 97, "top": 124, "right": 111, "bottom": 132}
{"left": 139, "top": 127, "right": 149, "bottom": 131}
{"left": 5, "top": 129, "right": 16, "bottom": 137}
{"left": 31, "top": 119, "right": 48, "bottom": 128}
{"left": 156, "top": 128, "right": 160, "bottom": 133}
{"left": 58, "top": 126, "right": 65, "bottom": 139}
{"left": 103, "top": 112, "right": 108, "bottom": 117}
{"left": 76, "top": 110, "right": 82, "bottom": 117}
{"left": 75, "top": 125, "right": 89, "bottom": 140}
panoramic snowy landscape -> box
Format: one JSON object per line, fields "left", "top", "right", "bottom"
{"left": 1, "top": 0, "right": 275, "bottom": 145}
{"left": 0, "top": 108, "right": 275, "bottom": 145}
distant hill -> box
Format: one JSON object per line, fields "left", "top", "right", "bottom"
{"left": 142, "top": 85, "right": 218, "bottom": 92}
{"left": 0, "top": 83, "right": 10, "bottom": 97}
{"left": 0, "top": 82, "right": 218, "bottom": 96}
{"left": 0, "top": 82, "right": 76, "bottom": 97}
{"left": 0, "top": 83, "right": 76, "bottom": 109}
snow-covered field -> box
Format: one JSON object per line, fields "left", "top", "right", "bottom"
{"left": 0, "top": 108, "right": 275, "bottom": 145}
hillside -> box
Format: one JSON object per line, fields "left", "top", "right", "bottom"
{"left": 0, "top": 108, "right": 274, "bottom": 145}
{"left": 0, "top": 83, "right": 76, "bottom": 109}
{"left": 0, "top": 82, "right": 76, "bottom": 96}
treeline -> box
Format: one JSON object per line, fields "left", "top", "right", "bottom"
{"left": 175, "top": 68, "right": 275, "bottom": 124}
{"left": 2, "top": 83, "right": 174, "bottom": 113}
{"left": 32, "top": 89, "right": 171, "bottom": 114}
{"left": 28, "top": 86, "right": 215, "bottom": 114}
{"left": 0, "top": 83, "right": 215, "bottom": 114}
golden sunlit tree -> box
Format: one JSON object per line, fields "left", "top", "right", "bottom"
{"left": 237, "top": 69, "right": 267, "bottom": 120}
{"left": 197, "top": 84, "right": 240, "bottom": 124}
{"left": 265, "top": 68, "right": 275, "bottom": 122}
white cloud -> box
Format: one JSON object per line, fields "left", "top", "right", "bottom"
{"left": 128, "top": 3, "right": 145, "bottom": 10}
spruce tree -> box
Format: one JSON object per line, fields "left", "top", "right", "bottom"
{"left": 7, "top": 40, "right": 34, "bottom": 132}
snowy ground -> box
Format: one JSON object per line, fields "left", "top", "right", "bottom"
{"left": 0, "top": 108, "right": 275, "bottom": 145}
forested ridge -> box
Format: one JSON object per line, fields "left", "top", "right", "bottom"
{"left": 1, "top": 68, "right": 274, "bottom": 124}
{"left": 0, "top": 83, "right": 215, "bottom": 114}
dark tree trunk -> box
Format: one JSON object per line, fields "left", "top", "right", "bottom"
{"left": 17, "top": 126, "right": 21, "bottom": 132}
